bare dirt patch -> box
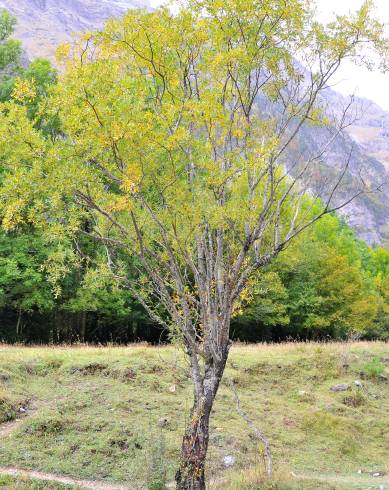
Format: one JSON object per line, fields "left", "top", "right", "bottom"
{"left": 0, "top": 419, "right": 24, "bottom": 438}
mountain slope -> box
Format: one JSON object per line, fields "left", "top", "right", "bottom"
{"left": 0, "top": 0, "right": 150, "bottom": 61}
{"left": 293, "top": 110, "right": 389, "bottom": 245}
{"left": 318, "top": 89, "right": 389, "bottom": 245}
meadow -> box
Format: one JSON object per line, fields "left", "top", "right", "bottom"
{"left": 0, "top": 342, "right": 388, "bottom": 489}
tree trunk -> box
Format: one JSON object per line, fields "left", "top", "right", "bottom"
{"left": 16, "top": 307, "right": 22, "bottom": 337}
{"left": 176, "top": 354, "right": 229, "bottom": 489}
{"left": 175, "top": 396, "right": 213, "bottom": 490}
{"left": 80, "top": 311, "right": 87, "bottom": 342}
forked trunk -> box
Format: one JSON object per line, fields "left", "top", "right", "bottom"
{"left": 175, "top": 397, "right": 213, "bottom": 490}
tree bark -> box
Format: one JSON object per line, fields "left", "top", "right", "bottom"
{"left": 80, "top": 311, "right": 87, "bottom": 342}
{"left": 16, "top": 307, "right": 22, "bottom": 337}
{"left": 176, "top": 344, "right": 230, "bottom": 490}
{"left": 175, "top": 396, "right": 213, "bottom": 490}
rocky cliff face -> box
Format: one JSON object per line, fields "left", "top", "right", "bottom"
{"left": 0, "top": 0, "right": 150, "bottom": 61}
{"left": 292, "top": 106, "right": 389, "bottom": 246}
{"left": 1, "top": 0, "right": 388, "bottom": 246}
{"left": 317, "top": 89, "right": 389, "bottom": 245}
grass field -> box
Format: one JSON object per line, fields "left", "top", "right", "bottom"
{"left": 0, "top": 342, "right": 388, "bottom": 489}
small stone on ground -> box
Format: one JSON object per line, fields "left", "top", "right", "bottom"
{"left": 223, "top": 455, "right": 235, "bottom": 468}
{"left": 330, "top": 383, "right": 351, "bottom": 392}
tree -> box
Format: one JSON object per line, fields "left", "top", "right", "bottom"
{"left": 0, "top": 232, "right": 55, "bottom": 336}
{"left": 0, "top": 9, "right": 20, "bottom": 69}
{"left": 0, "top": 9, "right": 22, "bottom": 101}
{"left": 280, "top": 239, "right": 378, "bottom": 338}
{"left": 0, "top": 1, "right": 387, "bottom": 488}
{"left": 365, "top": 246, "right": 389, "bottom": 338}
{"left": 0, "top": 8, "right": 58, "bottom": 133}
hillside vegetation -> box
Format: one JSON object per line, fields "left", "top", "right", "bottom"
{"left": 0, "top": 342, "right": 388, "bottom": 489}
